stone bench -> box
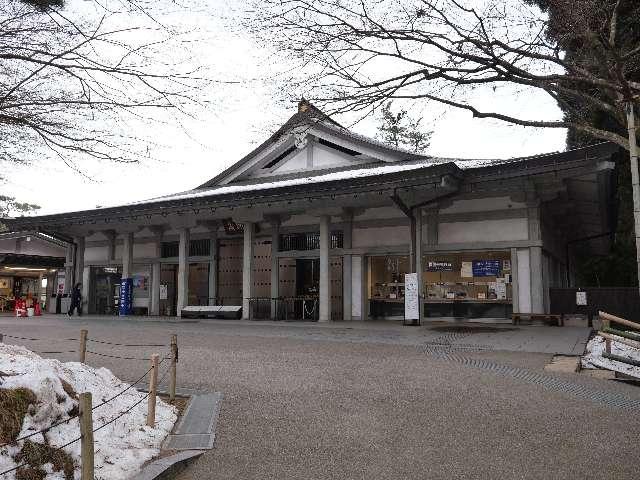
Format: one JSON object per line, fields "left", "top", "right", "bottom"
{"left": 181, "top": 305, "right": 242, "bottom": 319}
{"left": 512, "top": 313, "right": 563, "bottom": 326}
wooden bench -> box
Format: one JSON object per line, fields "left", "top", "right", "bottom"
{"left": 512, "top": 313, "right": 563, "bottom": 326}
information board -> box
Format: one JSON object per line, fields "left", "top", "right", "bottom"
{"left": 576, "top": 291, "right": 587, "bottom": 306}
{"left": 159, "top": 284, "right": 168, "bottom": 300}
{"left": 426, "top": 261, "right": 453, "bottom": 272}
{"left": 472, "top": 260, "right": 501, "bottom": 277}
{"left": 119, "top": 278, "right": 133, "bottom": 315}
{"left": 404, "top": 273, "right": 420, "bottom": 320}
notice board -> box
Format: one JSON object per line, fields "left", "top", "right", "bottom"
{"left": 404, "top": 273, "right": 419, "bottom": 320}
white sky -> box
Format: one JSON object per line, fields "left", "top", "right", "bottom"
{"left": 3, "top": 0, "right": 567, "bottom": 216}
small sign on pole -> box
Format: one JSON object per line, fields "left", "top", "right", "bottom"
{"left": 404, "top": 273, "right": 419, "bottom": 325}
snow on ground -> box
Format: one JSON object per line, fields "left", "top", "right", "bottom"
{"left": 0, "top": 344, "right": 177, "bottom": 479}
{"left": 582, "top": 334, "right": 640, "bottom": 378}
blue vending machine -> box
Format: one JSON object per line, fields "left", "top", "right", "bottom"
{"left": 119, "top": 278, "right": 133, "bottom": 315}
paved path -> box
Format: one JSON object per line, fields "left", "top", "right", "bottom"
{"left": 0, "top": 315, "right": 638, "bottom": 479}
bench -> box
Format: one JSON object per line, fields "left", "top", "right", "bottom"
{"left": 512, "top": 313, "right": 563, "bottom": 326}
{"left": 181, "top": 305, "right": 242, "bottom": 320}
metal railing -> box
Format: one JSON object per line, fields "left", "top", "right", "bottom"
{"left": 248, "top": 296, "right": 320, "bottom": 321}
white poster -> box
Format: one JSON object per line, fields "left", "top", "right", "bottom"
{"left": 576, "top": 291, "right": 587, "bottom": 306}
{"left": 404, "top": 273, "right": 420, "bottom": 320}
{"left": 495, "top": 282, "right": 507, "bottom": 300}
{"left": 461, "top": 262, "right": 473, "bottom": 278}
{"left": 159, "top": 284, "right": 168, "bottom": 300}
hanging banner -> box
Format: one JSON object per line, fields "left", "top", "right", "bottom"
{"left": 404, "top": 273, "right": 420, "bottom": 321}
{"left": 119, "top": 278, "right": 133, "bottom": 315}
{"left": 472, "top": 260, "right": 501, "bottom": 277}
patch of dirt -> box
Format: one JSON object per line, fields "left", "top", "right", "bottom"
{"left": 159, "top": 394, "right": 189, "bottom": 417}
{"left": 15, "top": 440, "right": 75, "bottom": 480}
{"left": 0, "top": 388, "right": 37, "bottom": 444}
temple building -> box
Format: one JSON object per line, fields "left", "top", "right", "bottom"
{"left": 4, "top": 100, "right": 619, "bottom": 322}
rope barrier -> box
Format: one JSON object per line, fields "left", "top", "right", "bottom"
{"left": 86, "top": 338, "right": 167, "bottom": 348}
{"left": 2, "top": 334, "right": 78, "bottom": 342}
{"left": 85, "top": 350, "right": 162, "bottom": 362}
{"left": 92, "top": 362, "right": 172, "bottom": 435}
{"left": 1, "top": 364, "right": 158, "bottom": 449}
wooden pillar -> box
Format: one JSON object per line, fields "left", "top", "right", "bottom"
{"left": 242, "top": 222, "right": 255, "bottom": 319}
{"left": 319, "top": 215, "right": 331, "bottom": 322}
{"left": 176, "top": 228, "right": 190, "bottom": 317}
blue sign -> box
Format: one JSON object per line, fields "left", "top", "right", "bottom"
{"left": 119, "top": 278, "right": 133, "bottom": 315}
{"left": 472, "top": 260, "right": 501, "bottom": 277}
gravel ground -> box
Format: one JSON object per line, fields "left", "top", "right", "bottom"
{"left": 1, "top": 314, "right": 639, "bottom": 479}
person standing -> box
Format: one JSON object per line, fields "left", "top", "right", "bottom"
{"left": 68, "top": 283, "right": 83, "bottom": 316}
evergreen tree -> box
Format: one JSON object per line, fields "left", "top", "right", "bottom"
{"left": 377, "top": 102, "right": 432, "bottom": 153}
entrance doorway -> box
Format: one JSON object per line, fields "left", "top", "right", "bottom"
{"left": 90, "top": 267, "right": 121, "bottom": 315}
{"left": 160, "top": 264, "right": 177, "bottom": 316}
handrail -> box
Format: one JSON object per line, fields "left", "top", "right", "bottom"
{"left": 599, "top": 311, "right": 640, "bottom": 331}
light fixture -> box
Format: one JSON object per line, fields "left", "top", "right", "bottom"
{"left": 4, "top": 267, "right": 48, "bottom": 272}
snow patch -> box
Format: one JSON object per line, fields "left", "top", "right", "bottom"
{"left": 582, "top": 334, "right": 640, "bottom": 378}
{"left": 0, "top": 344, "right": 177, "bottom": 479}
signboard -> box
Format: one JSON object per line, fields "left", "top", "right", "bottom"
{"left": 55, "top": 277, "right": 65, "bottom": 295}
{"left": 461, "top": 262, "right": 473, "bottom": 278}
{"left": 426, "top": 261, "right": 453, "bottom": 272}
{"left": 159, "top": 284, "right": 168, "bottom": 300}
{"left": 119, "top": 278, "right": 133, "bottom": 315}
{"left": 223, "top": 219, "right": 244, "bottom": 235}
{"left": 576, "top": 291, "right": 587, "bottom": 306}
{"left": 472, "top": 260, "right": 501, "bottom": 277}
{"left": 404, "top": 273, "right": 420, "bottom": 321}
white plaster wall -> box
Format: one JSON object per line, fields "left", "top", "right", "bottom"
{"left": 281, "top": 214, "right": 319, "bottom": 228}
{"left": 517, "top": 248, "right": 531, "bottom": 313}
{"left": 351, "top": 256, "right": 362, "bottom": 318}
{"left": 439, "top": 218, "right": 528, "bottom": 243}
{"left": 133, "top": 242, "right": 156, "bottom": 259}
{"left": 273, "top": 148, "right": 307, "bottom": 173}
{"left": 357, "top": 206, "right": 405, "bottom": 220}
{"left": 313, "top": 144, "right": 356, "bottom": 168}
{"left": 352, "top": 226, "right": 410, "bottom": 248}
{"left": 19, "top": 239, "right": 65, "bottom": 257}
{"left": 84, "top": 246, "right": 108, "bottom": 263}
{"left": 440, "top": 196, "right": 525, "bottom": 214}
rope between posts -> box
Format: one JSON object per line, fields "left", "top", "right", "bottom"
{"left": 2, "top": 334, "right": 78, "bottom": 342}
{"left": 85, "top": 350, "right": 162, "bottom": 361}
{"left": 92, "top": 362, "right": 172, "bottom": 435}
{"left": 1, "top": 364, "right": 158, "bottom": 448}
{"left": 86, "top": 338, "right": 167, "bottom": 347}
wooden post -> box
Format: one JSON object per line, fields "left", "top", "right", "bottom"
{"left": 79, "top": 329, "right": 88, "bottom": 363}
{"left": 79, "top": 392, "right": 94, "bottom": 480}
{"left": 147, "top": 354, "right": 159, "bottom": 427}
{"left": 169, "top": 335, "right": 178, "bottom": 403}
{"left": 601, "top": 316, "right": 612, "bottom": 354}
{"left": 0, "top": 333, "right": 4, "bottom": 343}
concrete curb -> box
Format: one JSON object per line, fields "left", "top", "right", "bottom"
{"left": 131, "top": 450, "right": 203, "bottom": 480}
{"left": 131, "top": 388, "right": 222, "bottom": 479}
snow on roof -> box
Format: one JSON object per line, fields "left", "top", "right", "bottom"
{"left": 129, "top": 156, "right": 496, "bottom": 206}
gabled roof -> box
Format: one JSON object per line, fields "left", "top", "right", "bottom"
{"left": 199, "top": 99, "right": 346, "bottom": 188}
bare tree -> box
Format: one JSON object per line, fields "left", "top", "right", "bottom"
{"left": 250, "top": 0, "right": 640, "bottom": 289}
{"left": 0, "top": 0, "right": 204, "bottom": 170}
{"left": 250, "top": 0, "right": 638, "bottom": 149}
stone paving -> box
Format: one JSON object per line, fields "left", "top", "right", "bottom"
{"left": 1, "top": 314, "right": 639, "bottom": 479}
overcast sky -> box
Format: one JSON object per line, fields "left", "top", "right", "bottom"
{"left": 3, "top": 0, "right": 566, "bottom": 216}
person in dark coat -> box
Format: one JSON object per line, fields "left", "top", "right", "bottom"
{"left": 68, "top": 283, "right": 83, "bottom": 316}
